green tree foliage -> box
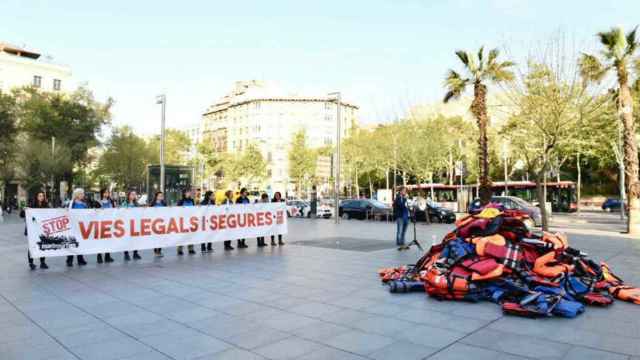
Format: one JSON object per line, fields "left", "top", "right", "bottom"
{"left": 288, "top": 130, "right": 317, "bottom": 192}
{"left": 96, "top": 126, "right": 151, "bottom": 190}
{"left": 19, "top": 138, "right": 72, "bottom": 195}
{"left": 146, "top": 129, "right": 191, "bottom": 165}
{"left": 0, "top": 92, "right": 18, "bottom": 200}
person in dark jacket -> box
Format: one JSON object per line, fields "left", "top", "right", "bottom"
{"left": 271, "top": 191, "right": 285, "bottom": 246}
{"left": 121, "top": 190, "right": 142, "bottom": 261}
{"left": 220, "top": 190, "right": 235, "bottom": 251}
{"left": 21, "top": 191, "right": 49, "bottom": 270}
{"left": 235, "top": 188, "right": 250, "bottom": 248}
{"left": 256, "top": 193, "right": 270, "bottom": 247}
{"left": 177, "top": 189, "right": 196, "bottom": 255}
{"left": 67, "top": 188, "right": 89, "bottom": 266}
{"left": 394, "top": 186, "right": 410, "bottom": 250}
{"left": 199, "top": 191, "right": 215, "bottom": 253}
{"left": 151, "top": 191, "right": 167, "bottom": 257}
{"left": 96, "top": 188, "right": 115, "bottom": 264}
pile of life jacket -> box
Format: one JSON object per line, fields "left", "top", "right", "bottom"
{"left": 378, "top": 204, "right": 640, "bottom": 318}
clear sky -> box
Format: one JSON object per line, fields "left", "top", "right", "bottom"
{"left": 3, "top": 0, "right": 639, "bottom": 134}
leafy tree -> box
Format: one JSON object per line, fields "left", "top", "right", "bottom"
{"left": 288, "top": 130, "right": 317, "bottom": 194}
{"left": 579, "top": 26, "right": 640, "bottom": 235}
{"left": 146, "top": 129, "right": 191, "bottom": 165}
{"left": 235, "top": 143, "right": 267, "bottom": 188}
{"left": 0, "top": 92, "right": 18, "bottom": 203}
{"left": 96, "top": 126, "right": 150, "bottom": 190}
{"left": 18, "top": 138, "right": 72, "bottom": 197}
{"left": 443, "top": 47, "right": 515, "bottom": 204}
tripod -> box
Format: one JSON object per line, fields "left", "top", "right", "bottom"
{"left": 405, "top": 208, "right": 424, "bottom": 251}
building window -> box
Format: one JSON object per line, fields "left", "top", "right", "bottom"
{"left": 53, "top": 79, "right": 61, "bottom": 91}
{"left": 33, "top": 75, "right": 42, "bottom": 88}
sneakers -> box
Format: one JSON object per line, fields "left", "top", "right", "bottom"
{"left": 133, "top": 251, "right": 141, "bottom": 260}
{"left": 188, "top": 249, "right": 197, "bottom": 255}
{"left": 29, "top": 263, "right": 37, "bottom": 270}
{"left": 105, "top": 254, "right": 115, "bottom": 263}
{"left": 77, "top": 256, "right": 87, "bottom": 266}
{"left": 124, "top": 252, "right": 131, "bottom": 261}
{"left": 97, "top": 254, "right": 103, "bottom": 264}
{"left": 177, "top": 250, "right": 184, "bottom": 256}
{"left": 207, "top": 243, "right": 213, "bottom": 252}
{"left": 39, "top": 261, "right": 48, "bottom": 270}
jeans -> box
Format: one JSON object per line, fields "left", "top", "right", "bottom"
{"left": 396, "top": 217, "right": 409, "bottom": 246}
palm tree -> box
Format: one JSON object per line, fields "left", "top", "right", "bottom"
{"left": 443, "top": 47, "right": 515, "bottom": 204}
{"left": 580, "top": 26, "right": 640, "bottom": 235}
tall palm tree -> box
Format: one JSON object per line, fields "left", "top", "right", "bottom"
{"left": 580, "top": 26, "right": 640, "bottom": 235}
{"left": 443, "top": 47, "right": 515, "bottom": 204}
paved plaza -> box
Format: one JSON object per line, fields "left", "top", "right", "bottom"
{"left": 0, "top": 214, "right": 639, "bottom": 360}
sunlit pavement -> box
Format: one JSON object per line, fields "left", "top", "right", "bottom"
{"left": 0, "top": 214, "right": 639, "bottom": 360}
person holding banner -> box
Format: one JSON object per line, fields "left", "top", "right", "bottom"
{"left": 256, "top": 193, "right": 270, "bottom": 247}
{"left": 151, "top": 191, "right": 167, "bottom": 257}
{"left": 67, "top": 188, "right": 88, "bottom": 267}
{"left": 177, "top": 189, "right": 197, "bottom": 255}
{"left": 21, "top": 191, "right": 49, "bottom": 270}
{"left": 121, "top": 190, "right": 142, "bottom": 261}
{"left": 96, "top": 188, "right": 116, "bottom": 264}
{"left": 200, "top": 191, "right": 215, "bottom": 253}
{"left": 271, "top": 192, "right": 285, "bottom": 246}
{"left": 220, "top": 190, "right": 235, "bottom": 251}
{"left": 235, "top": 188, "right": 250, "bottom": 249}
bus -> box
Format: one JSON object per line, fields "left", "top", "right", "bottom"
{"left": 405, "top": 180, "right": 577, "bottom": 213}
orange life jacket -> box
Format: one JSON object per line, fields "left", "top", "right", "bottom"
{"left": 533, "top": 251, "right": 573, "bottom": 278}
{"left": 472, "top": 234, "right": 506, "bottom": 256}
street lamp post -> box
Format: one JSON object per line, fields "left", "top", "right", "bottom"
{"left": 328, "top": 92, "right": 342, "bottom": 224}
{"left": 156, "top": 95, "right": 166, "bottom": 193}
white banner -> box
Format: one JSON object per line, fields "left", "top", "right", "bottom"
{"left": 26, "top": 203, "right": 288, "bottom": 257}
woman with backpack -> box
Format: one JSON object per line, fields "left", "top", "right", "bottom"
{"left": 121, "top": 190, "right": 141, "bottom": 261}
{"left": 151, "top": 191, "right": 167, "bottom": 257}
{"left": 96, "top": 188, "right": 115, "bottom": 263}
{"left": 21, "top": 191, "right": 49, "bottom": 270}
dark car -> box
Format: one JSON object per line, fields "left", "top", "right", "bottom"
{"left": 339, "top": 199, "right": 392, "bottom": 220}
{"left": 602, "top": 198, "right": 624, "bottom": 212}
{"left": 414, "top": 204, "right": 456, "bottom": 224}
{"left": 468, "top": 196, "right": 542, "bottom": 227}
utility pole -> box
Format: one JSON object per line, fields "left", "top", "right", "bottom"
{"left": 156, "top": 95, "right": 166, "bottom": 193}
{"left": 502, "top": 140, "right": 509, "bottom": 196}
{"left": 328, "top": 92, "right": 341, "bottom": 224}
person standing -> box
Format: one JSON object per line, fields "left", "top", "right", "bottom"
{"left": 310, "top": 185, "right": 318, "bottom": 218}
{"left": 121, "top": 190, "right": 142, "bottom": 261}
{"left": 199, "top": 191, "right": 215, "bottom": 253}
{"left": 151, "top": 191, "right": 167, "bottom": 257}
{"left": 67, "top": 188, "right": 89, "bottom": 267}
{"left": 235, "top": 188, "right": 250, "bottom": 249}
{"left": 21, "top": 191, "right": 49, "bottom": 270}
{"left": 256, "top": 193, "right": 270, "bottom": 247}
{"left": 220, "top": 190, "right": 235, "bottom": 251}
{"left": 394, "top": 186, "right": 410, "bottom": 251}
{"left": 177, "top": 189, "right": 197, "bottom": 255}
{"left": 96, "top": 188, "right": 116, "bottom": 264}
{"left": 195, "top": 188, "right": 202, "bottom": 205}
{"left": 271, "top": 192, "right": 285, "bottom": 246}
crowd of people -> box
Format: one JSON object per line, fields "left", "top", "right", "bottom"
{"left": 22, "top": 187, "right": 285, "bottom": 271}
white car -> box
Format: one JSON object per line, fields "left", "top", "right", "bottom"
{"left": 286, "top": 200, "right": 311, "bottom": 217}
{"left": 316, "top": 203, "right": 334, "bottom": 218}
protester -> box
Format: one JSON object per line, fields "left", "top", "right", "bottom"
{"left": 67, "top": 188, "right": 88, "bottom": 266}
{"left": 195, "top": 188, "right": 202, "bottom": 205}
{"left": 271, "top": 191, "right": 285, "bottom": 246}
{"left": 199, "top": 190, "right": 215, "bottom": 253}
{"left": 220, "top": 190, "right": 235, "bottom": 251}
{"left": 235, "top": 188, "right": 250, "bottom": 248}
{"left": 21, "top": 191, "right": 49, "bottom": 270}
{"left": 96, "top": 188, "right": 115, "bottom": 264}
{"left": 151, "top": 191, "right": 167, "bottom": 257}
{"left": 394, "top": 186, "right": 410, "bottom": 251}
{"left": 121, "top": 190, "right": 142, "bottom": 261}
{"left": 256, "top": 193, "right": 270, "bottom": 247}
{"left": 177, "top": 189, "right": 197, "bottom": 255}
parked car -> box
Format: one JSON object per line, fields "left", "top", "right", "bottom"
{"left": 316, "top": 203, "right": 334, "bottom": 218}
{"left": 468, "top": 196, "right": 542, "bottom": 227}
{"left": 414, "top": 204, "right": 456, "bottom": 224}
{"left": 286, "top": 200, "right": 311, "bottom": 217}
{"left": 339, "top": 199, "right": 392, "bottom": 220}
{"left": 602, "top": 198, "right": 624, "bottom": 212}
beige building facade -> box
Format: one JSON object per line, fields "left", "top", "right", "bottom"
{"left": 201, "top": 81, "right": 358, "bottom": 194}
{"left": 0, "top": 42, "right": 72, "bottom": 93}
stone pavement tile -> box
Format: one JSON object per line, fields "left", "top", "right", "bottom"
{"left": 187, "top": 314, "right": 261, "bottom": 340}
{"left": 368, "top": 340, "right": 438, "bottom": 360}
{"left": 461, "top": 328, "right": 572, "bottom": 359}
{"left": 325, "top": 296, "right": 379, "bottom": 311}
{"left": 448, "top": 302, "right": 503, "bottom": 321}
{"left": 323, "top": 330, "right": 395, "bottom": 356}
{"left": 222, "top": 325, "right": 292, "bottom": 349}
{"left": 253, "top": 337, "right": 323, "bottom": 360}
{"left": 52, "top": 322, "right": 130, "bottom": 348}
{"left": 139, "top": 329, "right": 231, "bottom": 360}
{"left": 103, "top": 310, "right": 165, "bottom": 328}
{"left": 219, "top": 301, "right": 272, "bottom": 317}
{"left": 117, "top": 349, "right": 174, "bottom": 360}
{"left": 0, "top": 337, "right": 72, "bottom": 360}
{"left": 0, "top": 323, "right": 49, "bottom": 345}
{"left": 164, "top": 306, "right": 221, "bottom": 324}
{"left": 79, "top": 301, "right": 138, "bottom": 319}
{"left": 295, "top": 346, "right": 369, "bottom": 360}
{"left": 395, "top": 323, "right": 466, "bottom": 348}
{"left": 562, "top": 346, "right": 630, "bottom": 360}
{"left": 350, "top": 316, "right": 416, "bottom": 337}
{"left": 69, "top": 337, "right": 153, "bottom": 360}
{"left": 320, "top": 308, "right": 374, "bottom": 327}
{"left": 116, "top": 319, "right": 193, "bottom": 338}
{"left": 289, "top": 301, "right": 345, "bottom": 318}
{"left": 394, "top": 308, "right": 489, "bottom": 333}
{"left": 266, "top": 295, "right": 309, "bottom": 311}
{"left": 290, "top": 321, "right": 353, "bottom": 342}
{"left": 193, "top": 347, "right": 266, "bottom": 360}
{"left": 261, "top": 312, "right": 319, "bottom": 332}
{"left": 361, "top": 303, "right": 404, "bottom": 317}
{"left": 427, "top": 343, "right": 531, "bottom": 360}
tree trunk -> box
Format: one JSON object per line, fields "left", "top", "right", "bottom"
{"left": 368, "top": 174, "right": 373, "bottom": 199}
{"left": 385, "top": 167, "right": 389, "bottom": 190}
{"left": 536, "top": 171, "right": 549, "bottom": 231}
{"left": 617, "top": 68, "right": 640, "bottom": 235}
{"left": 471, "top": 81, "right": 492, "bottom": 204}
